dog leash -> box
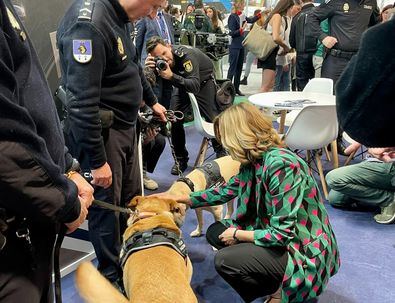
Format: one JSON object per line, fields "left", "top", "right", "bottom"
{"left": 93, "top": 199, "right": 134, "bottom": 214}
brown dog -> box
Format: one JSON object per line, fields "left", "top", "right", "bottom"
{"left": 75, "top": 196, "right": 196, "bottom": 303}
{"left": 167, "top": 156, "right": 240, "bottom": 237}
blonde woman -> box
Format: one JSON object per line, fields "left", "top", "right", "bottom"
{"left": 154, "top": 102, "right": 340, "bottom": 303}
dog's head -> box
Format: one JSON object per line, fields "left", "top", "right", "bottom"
{"left": 128, "top": 196, "right": 187, "bottom": 227}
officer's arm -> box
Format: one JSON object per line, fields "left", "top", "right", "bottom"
{"left": 369, "top": 4, "right": 380, "bottom": 26}
{"left": 171, "top": 55, "right": 201, "bottom": 94}
{"left": 228, "top": 14, "right": 242, "bottom": 38}
{"left": 0, "top": 29, "right": 80, "bottom": 224}
{"left": 307, "top": 1, "right": 336, "bottom": 42}
{"left": 58, "top": 22, "right": 107, "bottom": 170}
{"left": 135, "top": 19, "right": 146, "bottom": 58}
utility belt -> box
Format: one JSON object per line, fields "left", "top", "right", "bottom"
{"left": 328, "top": 49, "right": 357, "bottom": 60}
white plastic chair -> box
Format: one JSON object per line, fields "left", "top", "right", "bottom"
{"left": 278, "top": 78, "right": 334, "bottom": 127}
{"left": 188, "top": 93, "right": 215, "bottom": 167}
{"left": 284, "top": 105, "right": 338, "bottom": 199}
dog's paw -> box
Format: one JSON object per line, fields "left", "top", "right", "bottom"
{"left": 190, "top": 229, "right": 202, "bottom": 237}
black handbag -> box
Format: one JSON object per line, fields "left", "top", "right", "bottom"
{"left": 214, "top": 78, "right": 236, "bottom": 112}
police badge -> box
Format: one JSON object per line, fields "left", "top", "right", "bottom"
{"left": 183, "top": 60, "right": 193, "bottom": 72}
{"left": 73, "top": 40, "right": 92, "bottom": 63}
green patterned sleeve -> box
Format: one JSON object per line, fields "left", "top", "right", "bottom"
{"left": 254, "top": 156, "right": 304, "bottom": 247}
{"left": 189, "top": 175, "right": 240, "bottom": 209}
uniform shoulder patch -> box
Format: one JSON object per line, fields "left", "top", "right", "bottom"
{"left": 183, "top": 60, "right": 193, "bottom": 72}
{"left": 324, "top": 0, "right": 331, "bottom": 4}
{"left": 73, "top": 39, "right": 92, "bottom": 63}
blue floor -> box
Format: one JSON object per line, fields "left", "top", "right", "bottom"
{"left": 61, "top": 126, "right": 395, "bottom": 303}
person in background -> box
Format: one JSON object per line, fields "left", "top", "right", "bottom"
{"left": 227, "top": 0, "right": 261, "bottom": 96}
{"left": 206, "top": 6, "right": 225, "bottom": 78}
{"left": 183, "top": 0, "right": 212, "bottom": 32}
{"left": 57, "top": 0, "right": 167, "bottom": 286}
{"left": 0, "top": 1, "right": 94, "bottom": 301}
{"left": 312, "top": 19, "right": 329, "bottom": 78}
{"left": 381, "top": 4, "right": 394, "bottom": 22}
{"left": 153, "top": 102, "right": 340, "bottom": 303}
{"left": 258, "top": 0, "right": 294, "bottom": 93}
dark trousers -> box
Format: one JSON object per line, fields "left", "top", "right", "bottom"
{"left": 0, "top": 224, "right": 56, "bottom": 303}
{"left": 143, "top": 132, "right": 166, "bottom": 173}
{"left": 227, "top": 47, "right": 245, "bottom": 91}
{"left": 206, "top": 222, "right": 288, "bottom": 303}
{"left": 67, "top": 126, "right": 141, "bottom": 282}
{"left": 322, "top": 54, "right": 351, "bottom": 88}
{"left": 170, "top": 80, "right": 221, "bottom": 160}
{"left": 296, "top": 52, "right": 315, "bottom": 91}
{"left": 152, "top": 77, "right": 173, "bottom": 109}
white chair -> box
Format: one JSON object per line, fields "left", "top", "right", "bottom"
{"left": 278, "top": 78, "right": 334, "bottom": 127}
{"left": 187, "top": 93, "right": 215, "bottom": 167}
{"left": 283, "top": 105, "right": 338, "bottom": 199}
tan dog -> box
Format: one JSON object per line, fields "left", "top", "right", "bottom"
{"left": 75, "top": 196, "right": 196, "bottom": 303}
{"left": 167, "top": 156, "right": 240, "bottom": 237}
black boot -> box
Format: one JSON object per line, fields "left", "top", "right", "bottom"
{"left": 235, "top": 89, "right": 245, "bottom": 96}
{"left": 171, "top": 157, "right": 188, "bottom": 175}
{"left": 240, "top": 76, "right": 248, "bottom": 85}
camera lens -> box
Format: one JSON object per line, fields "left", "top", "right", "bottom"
{"left": 155, "top": 59, "right": 167, "bottom": 71}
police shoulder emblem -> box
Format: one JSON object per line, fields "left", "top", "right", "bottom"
{"left": 183, "top": 60, "right": 193, "bottom": 72}
{"left": 343, "top": 3, "right": 349, "bottom": 13}
{"left": 73, "top": 39, "right": 92, "bottom": 63}
{"left": 117, "top": 37, "right": 127, "bottom": 61}
{"left": 6, "top": 7, "right": 26, "bottom": 41}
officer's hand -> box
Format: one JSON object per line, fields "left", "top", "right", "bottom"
{"left": 152, "top": 103, "right": 167, "bottom": 122}
{"left": 145, "top": 54, "right": 156, "bottom": 69}
{"left": 322, "top": 36, "right": 338, "bottom": 49}
{"left": 344, "top": 141, "right": 362, "bottom": 155}
{"left": 69, "top": 172, "right": 94, "bottom": 208}
{"left": 91, "top": 162, "right": 112, "bottom": 188}
{"left": 368, "top": 147, "right": 395, "bottom": 162}
{"left": 157, "top": 63, "right": 173, "bottom": 80}
{"left": 143, "top": 126, "right": 158, "bottom": 145}
{"left": 65, "top": 197, "right": 88, "bottom": 234}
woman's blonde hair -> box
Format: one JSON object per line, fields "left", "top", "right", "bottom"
{"left": 214, "top": 102, "right": 284, "bottom": 164}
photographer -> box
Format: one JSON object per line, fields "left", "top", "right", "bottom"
{"left": 183, "top": 0, "right": 212, "bottom": 32}
{"left": 146, "top": 36, "right": 226, "bottom": 175}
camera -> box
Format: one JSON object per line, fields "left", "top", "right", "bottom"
{"left": 154, "top": 57, "right": 167, "bottom": 71}
{"left": 138, "top": 104, "right": 166, "bottom": 134}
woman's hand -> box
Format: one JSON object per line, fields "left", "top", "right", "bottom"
{"left": 219, "top": 227, "right": 238, "bottom": 246}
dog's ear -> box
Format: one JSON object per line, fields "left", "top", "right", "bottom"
{"left": 128, "top": 196, "right": 143, "bottom": 208}
{"left": 168, "top": 199, "right": 179, "bottom": 212}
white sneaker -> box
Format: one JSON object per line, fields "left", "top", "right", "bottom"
{"left": 143, "top": 175, "right": 158, "bottom": 191}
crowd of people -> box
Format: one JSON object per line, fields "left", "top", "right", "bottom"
{"left": 0, "top": 0, "right": 394, "bottom": 302}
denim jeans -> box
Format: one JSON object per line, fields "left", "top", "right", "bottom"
{"left": 274, "top": 65, "right": 290, "bottom": 91}
{"left": 326, "top": 160, "right": 395, "bottom": 208}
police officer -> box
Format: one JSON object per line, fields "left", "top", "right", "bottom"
{"left": 0, "top": 1, "right": 93, "bottom": 302}
{"left": 57, "top": 0, "right": 166, "bottom": 285}
{"left": 307, "top": 0, "right": 380, "bottom": 86}
{"left": 146, "top": 36, "right": 225, "bottom": 175}
{"left": 183, "top": 0, "right": 213, "bottom": 32}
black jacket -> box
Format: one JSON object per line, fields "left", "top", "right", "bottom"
{"left": 336, "top": 19, "right": 395, "bottom": 147}
{"left": 307, "top": 0, "right": 380, "bottom": 52}
{"left": 0, "top": 0, "right": 80, "bottom": 224}
{"left": 228, "top": 13, "right": 259, "bottom": 49}
{"left": 57, "top": 0, "right": 157, "bottom": 169}
{"left": 289, "top": 3, "right": 317, "bottom": 53}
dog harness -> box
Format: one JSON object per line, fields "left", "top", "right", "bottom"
{"left": 119, "top": 227, "right": 188, "bottom": 269}
{"left": 197, "top": 161, "right": 225, "bottom": 189}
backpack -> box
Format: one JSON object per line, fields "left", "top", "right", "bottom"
{"left": 214, "top": 78, "right": 236, "bottom": 112}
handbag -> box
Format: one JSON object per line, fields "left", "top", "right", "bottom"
{"left": 242, "top": 24, "right": 277, "bottom": 60}
{"left": 214, "top": 78, "right": 235, "bottom": 112}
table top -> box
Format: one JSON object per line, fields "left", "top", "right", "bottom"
{"left": 248, "top": 91, "right": 336, "bottom": 110}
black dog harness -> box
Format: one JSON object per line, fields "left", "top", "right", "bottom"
{"left": 120, "top": 227, "right": 188, "bottom": 269}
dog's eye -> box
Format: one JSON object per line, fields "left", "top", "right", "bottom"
{"left": 174, "top": 208, "right": 180, "bottom": 213}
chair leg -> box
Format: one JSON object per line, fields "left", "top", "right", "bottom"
{"left": 330, "top": 140, "right": 339, "bottom": 169}
{"left": 324, "top": 147, "right": 331, "bottom": 162}
{"left": 278, "top": 110, "right": 286, "bottom": 134}
{"left": 306, "top": 150, "right": 312, "bottom": 174}
{"left": 344, "top": 150, "right": 356, "bottom": 166}
{"left": 315, "top": 152, "right": 329, "bottom": 200}
{"left": 194, "top": 137, "right": 209, "bottom": 168}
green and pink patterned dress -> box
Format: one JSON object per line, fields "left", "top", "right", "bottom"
{"left": 190, "top": 147, "right": 340, "bottom": 303}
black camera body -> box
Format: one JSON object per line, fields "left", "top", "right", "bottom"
{"left": 138, "top": 104, "right": 166, "bottom": 134}
{"left": 154, "top": 57, "right": 168, "bottom": 71}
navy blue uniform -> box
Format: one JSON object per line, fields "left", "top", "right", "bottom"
{"left": 57, "top": 0, "right": 156, "bottom": 282}
{"left": 307, "top": 0, "right": 380, "bottom": 85}
{"left": 0, "top": 1, "right": 80, "bottom": 301}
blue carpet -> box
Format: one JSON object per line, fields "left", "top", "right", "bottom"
{"left": 61, "top": 126, "right": 395, "bottom": 303}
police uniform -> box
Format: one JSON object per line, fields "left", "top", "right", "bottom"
{"left": 57, "top": 0, "right": 157, "bottom": 283}
{"left": 183, "top": 9, "right": 213, "bottom": 32}
{"left": 169, "top": 45, "right": 220, "bottom": 166}
{"left": 307, "top": 0, "right": 380, "bottom": 85}
{"left": 0, "top": 1, "right": 81, "bottom": 302}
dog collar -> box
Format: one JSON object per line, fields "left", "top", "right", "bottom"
{"left": 176, "top": 177, "right": 195, "bottom": 192}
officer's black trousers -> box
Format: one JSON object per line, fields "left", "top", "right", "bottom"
{"left": 206, "top": 222, "right": 288, "bottom": 302}
{"left": 296, "top": 52, "right": 315, "bottom": 91}
{"left": 143, "top": 132, "right": 166, "bottom": 173}
{"left": 227, "top": 47, "right": 245, "bottom": 91}
{"left": 0, "top": 224, "right": 56, "bottom": 303}
{"left": 170, "top": 80, "right": 221, "bottom": 160}
{"left": 322, "top": 54, "right": 351, "bottom": 87}
{"left": 153, "top": 77, "right": 173, "bottom": 109}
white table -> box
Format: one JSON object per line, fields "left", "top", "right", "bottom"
{"left": 248, "top": 91, "right": 339, "bottom": 168}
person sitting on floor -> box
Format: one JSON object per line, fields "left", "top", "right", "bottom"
{"left": 326, "top": 142, "right": 395, "bottom": 224}
{"left": 153, "top": 102, "right": 340, "bottom": 303}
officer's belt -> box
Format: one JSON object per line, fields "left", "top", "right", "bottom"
{"left": 196, "top": 160, "right": 226, "bottom": 189}
{"left": 329, "top": 49, "right": 356, "bottom": 60}
{"left": 119, "top": 227, "right": 188, "bottom": 270}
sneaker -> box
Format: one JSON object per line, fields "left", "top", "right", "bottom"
{"left": 374, "top": 200, "right": 395, "bottom": 224}
{"left": 143, "top": 175, "right": 158, "bottom": 190}
{"left": 240, "top": 77, "right": 248, "bottom": 85}
{"left": 170, "top": 160, "right": 188, "bottom": 175}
